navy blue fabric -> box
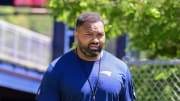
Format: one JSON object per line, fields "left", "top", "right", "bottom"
{"left": 36, "top": 50, "right": 136, "bottom": 101}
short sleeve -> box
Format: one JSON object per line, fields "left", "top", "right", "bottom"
{"left": 36, "top": 65, "right": 60, "bottom": 101}
{"left": 120, "top": 66, "right": 136, "bottom": 101}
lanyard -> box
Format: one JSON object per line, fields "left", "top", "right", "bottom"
{"left": 75, "top": 49, "right": 101, "bottom": 101}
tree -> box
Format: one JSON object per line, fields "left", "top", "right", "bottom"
{"left": 48, "top": 0, "right": 180, "bottom": 59}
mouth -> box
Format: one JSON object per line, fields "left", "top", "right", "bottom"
{"left": 89, "top": 44, "right": 99, "bottom": 50}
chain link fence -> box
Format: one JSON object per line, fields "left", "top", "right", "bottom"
{"left": 127, "top": 59, "right": 180, "bottom": 101}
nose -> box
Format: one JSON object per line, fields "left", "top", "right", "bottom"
{"left": 91, "top": 36, "right": 99, "bottom": 44}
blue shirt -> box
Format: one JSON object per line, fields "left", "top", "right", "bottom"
{"left": 36, "top": 50, "right": 136, "bottom": 101}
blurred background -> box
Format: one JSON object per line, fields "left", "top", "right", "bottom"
{"left": 0, "top": 0, "right": 179, "bottom": 101}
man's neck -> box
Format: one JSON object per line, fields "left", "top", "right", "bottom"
{"left": 76, "top": 48, "right": 102, "bottom": 61}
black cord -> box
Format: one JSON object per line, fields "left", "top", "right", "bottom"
{"left": 75, "top": 49, "right": 101, "bottom": 101}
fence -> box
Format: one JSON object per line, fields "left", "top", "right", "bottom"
{"left": 0, "top": 20, "right": 51, "bottom": 71}
{"left": 0, "top": 20, "right": 179, "bottom": 101}
{"left": 127, "top": 59, "right": 180, "bottom": 101}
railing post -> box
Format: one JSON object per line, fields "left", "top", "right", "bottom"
{"left": 52, "top": 20, "right": 67, "bottom": 60}
{"left": 0, "top": 21, "right": 5, "bottom": 54}
{"left": 14, "top": 28, "right": 19, "bottom": 62}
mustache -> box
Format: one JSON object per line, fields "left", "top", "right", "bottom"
{"left": 89, "top": 42, "right": 99, "bottom": 45}
{"left": 88, "top": 43, "right": 102, "bottom": 50}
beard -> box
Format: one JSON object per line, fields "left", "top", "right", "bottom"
{"left": 79, "top": 42, "right": 103, "bottom": 57}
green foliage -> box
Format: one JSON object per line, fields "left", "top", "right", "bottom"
{"left": 0, "top": 6, "right": 53, "bottom": 36}
{"left": 48, "top": 0, "right": 179, "bottom": 59}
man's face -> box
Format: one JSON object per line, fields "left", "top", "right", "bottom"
{"left": 75, "top": 21, "right": 105, "bottom": 57}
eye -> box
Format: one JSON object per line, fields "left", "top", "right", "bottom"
{"left": 97, "top": 33, "right": 104, "bottom": 37}
{"left": 85, "top": 33, "right": 93, "bottom": 37}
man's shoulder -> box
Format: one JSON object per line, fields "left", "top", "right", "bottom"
{"left": 103, "top": 50, "right": 125, "bottom": 63}
{"left": 47, "top": 50, "right": 75, "bottom": 72}
{"left": 103, "top": 50, "right": 128, "bottom": 70}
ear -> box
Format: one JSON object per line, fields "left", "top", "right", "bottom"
{"left": 74, "top": 31, "right": 78, "bottom": 39}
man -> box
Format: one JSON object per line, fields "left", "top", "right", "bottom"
{"left": 36, "top": 12, "right": 136, "bottom": 101}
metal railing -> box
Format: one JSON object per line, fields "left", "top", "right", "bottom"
{"left": 0, "top": 20, "right": 51, "bottom": 71}
{"left": 127, "top": 59, "right": 180, "bottom": 101}
{"left": 0, "top": 20, "right": 179, "bottom": 100}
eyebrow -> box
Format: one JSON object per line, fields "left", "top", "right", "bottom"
{"left": 86, "top": 29, "right": 104, "bottom": 34}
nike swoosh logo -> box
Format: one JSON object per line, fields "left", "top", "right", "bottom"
{"left": 100, "top": 71, "right": 112, "bottom": 77}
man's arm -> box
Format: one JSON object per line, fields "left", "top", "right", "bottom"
{"left": 36, "top": 65, "right": 60, "bottom": 101}
{"left": 120, "top": 66, "right": 136, "bottom": 101}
